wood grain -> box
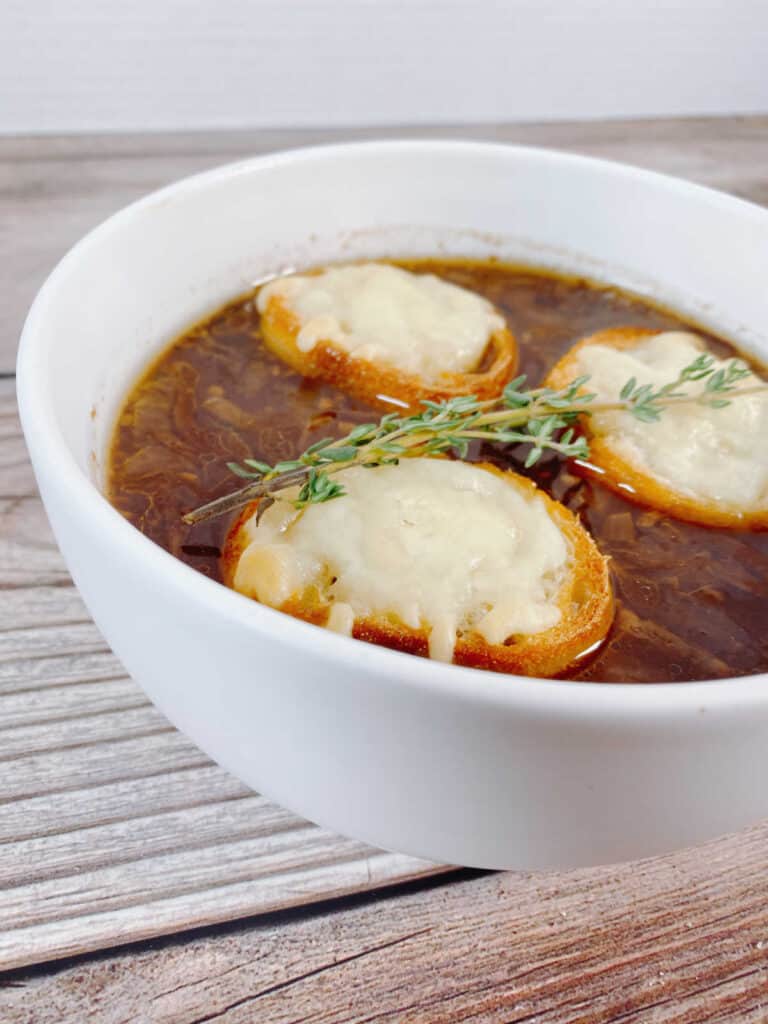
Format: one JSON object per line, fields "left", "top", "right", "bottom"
{"left": 3, "top": 824, "right": 768, "bottom": 1023}
{"left": 2, "top": 119, "right": 768, "bottom": 1021}
{"left": 3, "top": 116, "right": 768, "bottom": 373}
{"left": 0, "top": 376, "right": 439, "bottom": 971}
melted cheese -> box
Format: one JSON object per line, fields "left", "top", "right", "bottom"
{"left": 256, "top": 263, "right": 506, "bottom": 379}
{"left": 574, "top": 332, "right": 768, "bottom": 511}
{"left": 233, "top": 459, "right": 570, "bottom": 660}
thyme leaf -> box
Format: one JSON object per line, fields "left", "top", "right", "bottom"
{"left": 182, "top": 355, "right": 766, "bottom": 526}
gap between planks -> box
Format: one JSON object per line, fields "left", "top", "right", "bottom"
{"left": 3, "top": 826, "right": 768, "bottom": 1023}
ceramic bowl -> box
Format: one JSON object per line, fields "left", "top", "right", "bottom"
{"left": 17, "top": 141, "right": 768, "bottom": 869}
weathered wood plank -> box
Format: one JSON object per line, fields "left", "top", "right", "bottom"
{"left": 0, "top": 765, "right": 250, "bottom": 844}
{"left": 3, "top": 117, "right": 768, "bottom": 372}
{"left": 0, "top": 704, "right": 171, "bottom": 764}
{"left": 0, "top": 380, "right": 33, "bottom": 496}
{"left": 0, "top": 677, "right": 150, "bottom": 734}
{"left": 0, "top": 378, "right": 439, "bottom": 974}
{"left": 0, "top": 583, "right": 439, "bottom": 974}
{"left": 0, "top": 675, "right": 440, "bottom": 969}
{"left": 1, "top": 583, "right": 92, "bottom": 632}
{"left": 0, "top": 829, "right": 383, "bottom": 929}
{"left": 0, "top": 497, "right": 70, "bottom": 588}
{"left": 0, "top": 647, "right": 125, "bottom": 694}
{"left": 0, "top": 621, "right": 111, "bottom": 666}
{"left": 0, "top": 851, "right": 438, "bottom": 977}
{"left": 2, "top": 119, "right": 768, "bottom": 1021}
{"left": 0, "top": 795, "right": 288, "bottom": 886}
{"left": 3, "top": 824, "right": 768, "bottom": 1023}
{"left": 0, "top": 730, "right": 211, "bottom": 803}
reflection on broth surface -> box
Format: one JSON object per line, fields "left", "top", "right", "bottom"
{"left": 108, "top": 260, "right": 768, "bottom": 683}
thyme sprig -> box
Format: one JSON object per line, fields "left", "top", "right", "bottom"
{"left": 182, "top": 353, "right": 762, "bottom": 526}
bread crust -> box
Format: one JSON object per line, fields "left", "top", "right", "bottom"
{"left": 222, "top": 462, "right": 613, "bottom": 678}
{"left": 258, "top": 291, "right": 518, "bottom": 411}
{"left": 544, "top": 327, "right": 768, "bottom": 530}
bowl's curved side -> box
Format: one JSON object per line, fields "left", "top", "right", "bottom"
{"left": 17, "top": 140, "right": 768, "bottom": 869}
{"left": 24, "top": 454, "right": 768, "bottom": 869}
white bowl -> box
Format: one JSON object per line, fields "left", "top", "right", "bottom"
{"left": 17, "top": 141, "right": 768, "bottom": 870}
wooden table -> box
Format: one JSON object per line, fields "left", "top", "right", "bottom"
{"left": 2, "top": 117, "right": 768, "bottom": 1022}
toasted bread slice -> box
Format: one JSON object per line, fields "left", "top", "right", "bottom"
{"left": 544, "top": 327, "right": 768, "bottom": 529}
{"left": 256, "top": 263, "right": 517, "bottom": 410}
{"left": 222, "top": 458, "right": 613, "bottom": 678}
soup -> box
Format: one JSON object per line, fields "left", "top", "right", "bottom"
{"left": 108, "top": 260, "right": 768, "bottom": 683}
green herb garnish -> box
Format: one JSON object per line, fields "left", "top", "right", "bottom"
{"left": 182, "top": 354, "right": 763, "bottom": 526}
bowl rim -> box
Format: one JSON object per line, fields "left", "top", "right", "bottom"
{"left": 16, "top": 137, "right": 768, "bottom": 718}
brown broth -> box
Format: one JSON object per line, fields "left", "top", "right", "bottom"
{"left": 107, "top": 260, "right": 768, "bottom": 683}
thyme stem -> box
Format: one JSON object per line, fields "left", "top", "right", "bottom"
{"left": 182, "top": 355, "right": 766, "bottom": 526}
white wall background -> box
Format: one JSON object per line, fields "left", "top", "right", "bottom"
{"left": 2, "top": 0, "right": 767, "bottom": 134}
